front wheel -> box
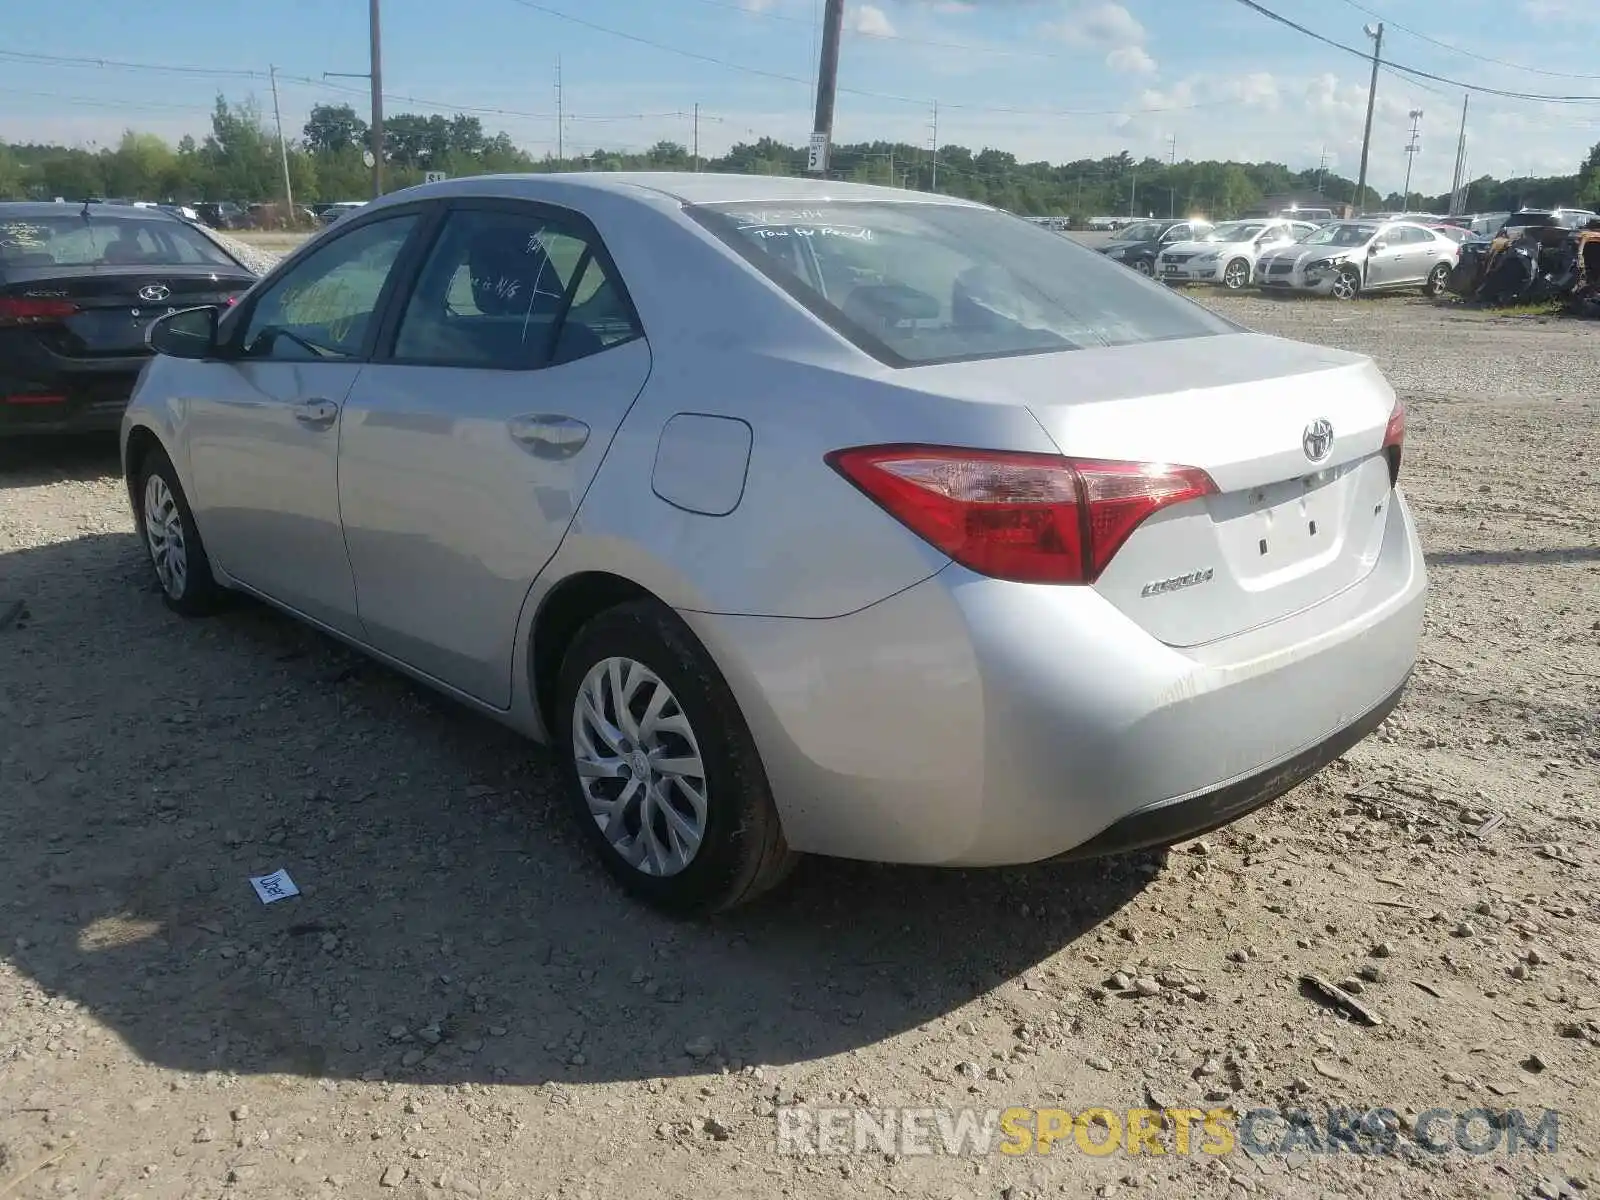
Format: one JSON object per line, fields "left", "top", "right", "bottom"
{"left": 1132, "top": 257, "right": 1154, "bottom": 276}
{"left": 136, "top": 446, "right": 228, "bottom": 616}
{"left": 1423, "top": 262, "right": 1451, "bottom": 296}
{"left": 554, "top": 600, "right": 796, "bottom": 914}
{"left": 1222, "top": 258, "right": 1251, "bottom": 290}
{"left": 1330, "top": 266, "right": 1362, "bottom": 301}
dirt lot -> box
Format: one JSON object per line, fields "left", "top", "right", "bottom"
{"left": 1, "top": 288, "right": 1597, "bottom": 1200}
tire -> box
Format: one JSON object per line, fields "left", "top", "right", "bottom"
{"left": 135, "top": 445, "right": 228, "bottom": 616}
{"left": 1132, "top": 257, "right": 1153, "bottom": 276}
{"left": 1222, "top": 258, "right": 1251, "bottom": 290}
{"left": 1331, "top": 265, "right": 1361, "bottom": 301}
{"left": 554, "top": 599, "right": 796, "bottom": 914}
{"left": 1423, "top": 262, "right": 1451, "bottom": 297}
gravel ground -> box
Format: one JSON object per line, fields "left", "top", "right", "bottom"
{"left": 1, "top": 284, "right": 1597, "bottom": 1200}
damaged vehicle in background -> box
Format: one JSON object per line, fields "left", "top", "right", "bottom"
{"left": 1155, "top": 218, "right": 1319, "bottom": 289}
{"left": 1449, "top": 210, "right": 1600, "bottom": 312}
{"left": 1253, "top": 219, "right": 1459, "bottom": 301}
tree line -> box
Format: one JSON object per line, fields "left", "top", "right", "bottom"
{"left": 3, "top": 95, "right": 1597, "bottom": 219}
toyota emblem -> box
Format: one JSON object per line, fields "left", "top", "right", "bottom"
{"left": 1302, "top": 418, "right": 1334, "bottom": 462}
{"left": 137, "top": 284, "right": 172, "bottom": 303}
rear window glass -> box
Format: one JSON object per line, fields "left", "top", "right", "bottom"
{"left": 689, "top": 201, "right": 1233, "bottom": 367}
{"left": 0, "top": 215, "right": 236, "bottom": 269}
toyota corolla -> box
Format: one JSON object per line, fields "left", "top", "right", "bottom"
{"left": 121, "top": 174, "right": 1425, "bottom": 913}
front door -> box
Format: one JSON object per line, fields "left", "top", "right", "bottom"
{"left": 337, "top": 202, "right": 651, "bottom": 706}
{"left": 184, "top": 212, "right": 424, "bottom": 634}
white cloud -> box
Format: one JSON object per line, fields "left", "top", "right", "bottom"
{"left": 1047, "top": 2, "right": 1146, "bottom": 50}
{"left": 1106, "top": 44, "right": 1157, "bottom": 75}
{"left": 851, "top": 2, "right": 897, "bottom": 36}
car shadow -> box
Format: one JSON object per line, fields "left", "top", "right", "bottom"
{"left": 0, "top": 433, "right": 122, "bottom": 490}
{"left": 0, "top": 521, "right": 1153, "bottom": 1088}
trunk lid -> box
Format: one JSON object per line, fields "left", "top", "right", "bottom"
{"left": 903, "top": 331, "right": 1399, "bottom": 646}
{"left": 0, "top": 266, "right": 253, "bottom": 356}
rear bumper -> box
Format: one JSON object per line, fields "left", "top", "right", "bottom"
{"left": 682, "top": 491, "right": 1426, "bottom": 867}
{"left": 1057, "top": 673, "right": 1407, "bottom": 861}
{"left": 1, "top": 337, "right": 146, "bottom": 435}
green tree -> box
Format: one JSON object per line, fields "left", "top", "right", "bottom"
{"left": 302, "top": 104, "right": 369, "bottom": 156}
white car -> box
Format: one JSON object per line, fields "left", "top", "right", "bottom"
{"left": 1156, "top": 219, "right": 1320, "bottom": 290}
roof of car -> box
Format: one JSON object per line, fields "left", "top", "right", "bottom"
{"left": 387, "top": 171, "right": 991, "bottom": 210}
{"left": 0, "top": 201, "right": 182, "bottom": 222}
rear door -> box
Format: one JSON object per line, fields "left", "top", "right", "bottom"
{"left": 336, "top": 199, "right": 651, "bottom": 706}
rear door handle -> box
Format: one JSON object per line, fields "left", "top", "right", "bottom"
{"left": 508, "top": 413, "right": 590, "bottom": 459}
{"left": 293, "top": 397, "right": 339, "bottom": 429}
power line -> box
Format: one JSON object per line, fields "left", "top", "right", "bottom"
{"left": 499, "top": 0, "right": 1234, "bottom": 116}
{"left": 1230, "top": 0, "right": 1600, "bottom": 102}
{"left": 686, "top": 0, "right": 1090, "bottom": 61}
{"left": 1332, "top": 0, "right": 1600, "bottom": 81}
{"left": 0, "top": 86, "right": 219, "bottom": 114}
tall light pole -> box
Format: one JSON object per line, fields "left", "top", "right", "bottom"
{"left": 1448, "top": 94, "right": 1470, "bottom": 215}
{"left": 269, "top": 65, "right": 294, "bottom": 214}
{"left": 1401, "top": 108, "right": 1423, "bottom": 210}
{"left": 808, "top": 0, "right": 845, "bottom": 174}
{"left": 1355, "top": 21, "right": 1383, "bottom": 215}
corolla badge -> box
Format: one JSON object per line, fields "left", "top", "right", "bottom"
{"left": 1302, "top": 418, "right": 1335, "bottom": 462}
{"left": 138, "top": 284, "right": 172, "bottom": 303}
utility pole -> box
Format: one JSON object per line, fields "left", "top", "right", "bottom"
{"left": 1355, "top": 21, "right": 1382, "bottom": 215}
{"left": 1401, "top": 108, "right": 1423, "bottom": 209}
{"left": 1167, "top": 134, "right": 1176, "bottom": 166}
{"left": 1448, "top": 94, "right": 1469, "bottom": 215}
{"left": 807, "top": 0, "right": 845, "bottom": 174}
{"left": 692, "top": 103, "right": 700, "bottom": 171}
{"left": 887, "top": 145, "right": 894, "bottom": 187}
{"left": 1315, "top": 145, "right": 1328, "bottom": 196}
{"left": 929, "top": 101, "right": 939, "bottom": 191}
{"left": 324, "top": 0, "right": 384, "bottom": 198}
{"left": 555, "top": 57, "right": 564, "bottom": 169}
{"left": 369, "top": 0, "right": 383, "bottom": 196}
{"left": 1129, "top": 167, "right": 1137, "bottom": 218}
{"left": 268, "top": 65, "right": 294, "bottom": 214}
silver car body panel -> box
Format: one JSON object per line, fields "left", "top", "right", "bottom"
{"left": 1254, "top": 220, "right": 1458, "bottom": 295}
{"left": 122, "top": 172, "right": 1426, "bottom": 868}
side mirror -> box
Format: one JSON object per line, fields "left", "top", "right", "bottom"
{"left": 1368, "top": 240, "right": 1388, "bottom": 254}
{"left": 147, "top": 306, "right": 220, "bottom": 359}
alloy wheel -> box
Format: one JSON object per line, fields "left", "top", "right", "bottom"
{"left": 1224, "top": 259, "right": 1249, "bottom": 289}
{"left": 142, "top": 473, "right": 188, "bottom": 599}
{"left": 572, "top": 656, "right": 708, "bottom": 877}
{"left": 1331, "top": 269, "right": 1359, "bottom": 301}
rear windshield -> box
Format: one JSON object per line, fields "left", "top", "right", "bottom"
{"left": 0, "top": 214, "right": 236, "bottom": 269}
{"left": 689, "top": 201, "right": 1233, "bottom": 367}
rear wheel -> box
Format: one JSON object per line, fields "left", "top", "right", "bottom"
{"left": 1331, "top": 266, "right": 1361, "bottom": 301}
{"left": 1222, "top": 258, "right": 1251, "bottom": 290}
{"left": 1423, "top": 261, "right": 1451, "bottom": 296}
{"left": 136, "top": 446, "right": 227, "bottom": 616}
{"left": 554, "top": 600, "right": 796, "bottom": 914}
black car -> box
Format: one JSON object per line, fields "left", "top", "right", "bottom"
{"left": 1097, "top": 217, "right": 1215, "bottom": 275}
{"left": 1, "top": 203, "right": 257, "bottom": 435}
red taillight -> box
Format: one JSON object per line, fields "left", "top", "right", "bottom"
{"left": 2, "top": 393, "right": 68, "bottom": 406}
{"left": 225, "top": 294, "right": 241, "bottom": 307}
{"left": 1382, "top": 397, "right": 1405, "bottom": 485}
{"left": 0, "top": 296, "right": 79, "bottom": 326}
{"left": 825, "top": 444, "right": 1217, "bottom": 585}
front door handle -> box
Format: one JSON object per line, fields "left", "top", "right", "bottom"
{"left": 293, "top": 397, "right": 339, "bottom": 429}
{"left": 508, "top": 413, "right": 589, "bottom": 459}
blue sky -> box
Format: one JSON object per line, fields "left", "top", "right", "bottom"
{"left": 4, "top": 0, "right": 1600, "bottom": 194}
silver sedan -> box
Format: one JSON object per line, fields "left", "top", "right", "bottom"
{"left": 1253, "top": 219, "right": 1460, "bottom": 299}
{"left": 122, "top": 174, "right": 1425, "bottom": 912}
